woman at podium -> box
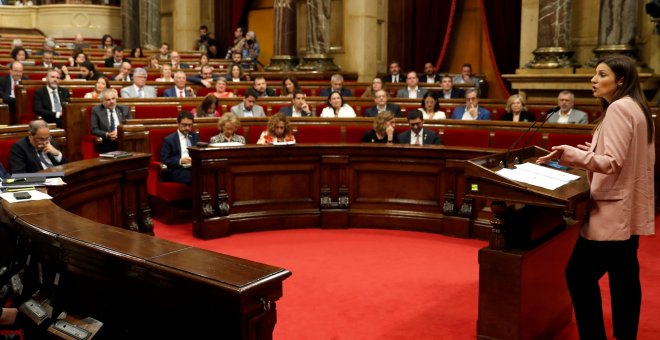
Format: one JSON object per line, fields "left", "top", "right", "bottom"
{"left": 537, "top": 54, "right": 654, "bottom": 340}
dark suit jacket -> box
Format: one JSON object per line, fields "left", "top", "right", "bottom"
{"left": 0, "top": 162, "right": 9, "bottom": 178}
{"left": 9, "top": 136, "right": 68, "bottom": 174}
{"left": 396, "top": 129, "right": 440, "bottom": 145}
{"left": 160, "top": 130, "right": 200, "bottom": 185}
{"left": 419, "top": 74, "right": 441, "bottom": 83}
{"left": 501, "top": 111, "right": 536, "bottom": 123}
{"left": 33, "top": 86, "right": 71, "bottom": 128}
{"left": 91, "top": 104, "right": 132, "bottom": 152}
{"left": 319, "top": 88, "right": 352, "bottom": 98}
{"left": 364, "top": 104, "right": 402, "bottom": 118}
{"left": 279, "top": 106, "right": 311, "bottom": 117}
{"left": 163, "top": 87, "right": 195, "bottom": 98}
{"left": 104, "top": 57, "right": 130, "bottom": 67}
{"left": 0, "top": 74, "right": 27, "bottom": 100}
{"left": 437, "top": 88, "right": 465, "bottom": 99}
{"left": 255, "top": 88, "right": 277, "bottom": 98}
{"left": 383, "top": 74, "right": 405, "bottom": 83}
{"left": 186, "top": 74, "right": 221, "bottom": 86}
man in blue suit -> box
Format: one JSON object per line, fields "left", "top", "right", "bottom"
{"left": 397, "top": 110, "right": 439, "bottom": 145}
{"left": 160, "top": 111, "right": 200, "bottom": 185}
{"left": 451, "top": 88, "right": 491, "bottom": 120}
{"left": 319, "top": 73, "right": 352, "bottom": 97}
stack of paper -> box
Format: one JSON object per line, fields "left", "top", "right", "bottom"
{"left": 496, "top": 162, "right": 580, "bottom": 190}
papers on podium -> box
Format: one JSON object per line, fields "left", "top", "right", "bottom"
{"left": 496, "top": 162, "right": 580, "bottom": 190}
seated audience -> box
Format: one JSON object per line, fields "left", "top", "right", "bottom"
{"left": 34, "top": 69, "right": 71, "bottom": 128}
{"left": 10, "top": 120, "right": 68, "bottom": 173}
{"left": 365, "top": 89, "right": 402, "bottom": 118}
{"left": 186, "top": 65, "right": 219, "bottom": 88}
{"left": 253, "top": 76, "right": 276, "bottom": 97}
{"left": 230, "top": 89, "right": 265, "bottom": 117}
{"left": 112, "top": 61, "right": 133, "bottom": 82}
{"left": 397, "top": 110, "right": 440, "bottom": 145}
{"left": 35, "top": 38, "right": 59, "bottom": 56}
{"left": 452, "top": 63, "right": 480, "bottom": 87}
{"left": 155, "top": 64, "right": 174, "bottom": 82}
{"left": 68, "top": 49, "right": 88, "bottom": 67}
{"left": 361, "top": 77, "right": 386, "bottom": 98}
{"left": 169, "top": 51, "right": 190, "bottom": 69}
{"left": 50, "top": 64, "right": 72, "bottom": 81}
{"left": 195, "top": 54, "right": 210, "bottom": 70}
{"left": 212, "top": 78, "right": 235, "bottom": 98}
{"left": 160, "top": 111, "right": 199, "bottom": 186}
{"left": 121, "top": 68, "right": 156, "bottom": 98}
{"left": 73, "top": 33, "right": 90, "bottom": 49}
{"left": 320, "top": 74, "right": 352, "bottom": 97}
{"left": 210, "top": 112, "right": 245, "bottom": 144}
{"left": 193, "top": 94, "right": 221, "bottom": 117}
{"left": 438, "top": 75, "right": 465, "bottom": 99}
{"left": 10, "top": 47, "right": 28, "bottom": 64}
{"left": 383, "top": 61, "right": 404, "bottom": 83}
{"left": 419, "top": 62, "right": 441, "bottom": 84}
{"left": 78, "top": 61, "right": 101, "bottom": 81}
{"left": 231, "top": 51, "right": 245, "bottom": 68}
{"left": 396, "top": 71, "right": 427, "bottom": 99}
{"left": 159, "top": 43, "right": 171, "bottom": 59}
{"left": 418, "top": 92, "right": 446, "bottom": 120}
{"left": 546, "top": 90, "right": 589, "bottom": 124}
{"left": 451, "top": 88, "right": 491, "bottom": 120}
{"left": 163, "top": 71, "right": 195, "bottom": 97}
{"left": 225, "top": 63, "right": 247, "bottom": 82}
{"left": 148, "top": 55, "right": 162, "bottom": 70}
{"left": 257, "top": 113, "right": 296, "bottom": 144}
{"left": 281, "top": 76, "right": 300, "bottom": 97}
{"left": 104, "top": 46, "right": 129, "bottom": 68}
{"left": 320, "top": 92, "right": 356, "bottom": 118}
{"left": 0, "top": 61, "right": 28, "bottom": 114}
{"left": 103, "top": 46, "right": 114, "bottom": 59}
{"left": 84, "top": 76, "right": 111, "bottom": 99}
{"left": 40, "top": 50, "right": 54, "bottom": 68}
{"left": 361, "top": 111, "right": 397, "bottom": 143}
{"left": 130, "top": 47, "right": 144, "bottom": 58}
{"left": 100, "top": 34, "right": 115, "bottom": 49}
{"left": 91, "top": 89, "right": 131, "bottom": 153}
{"left": 280, "top": 90, "right": 312, "bottom": 117}
{"left": 501, "top": 94, "right": 534, "bottom": 122}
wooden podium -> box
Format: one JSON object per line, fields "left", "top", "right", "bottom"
{"left": 464, "top": 146, "right": 590, "bottom": 340}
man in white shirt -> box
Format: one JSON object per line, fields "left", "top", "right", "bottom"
{"left": 113, "top": 61, "right": 132, "bottom": 82}
{"left": 91, "top": 89, "right": 132, "bottom": 152}
{"left": 546, "top": 90, "right": 589, "bottom": 124}
{"left": 396, "top": 71, "right": 427, "bottom": 99}
{"left": 120, "top": 68, "right": 157, "bottom": 98}
{"left": 450, "top": 88, "right": 491, "bottom": 120}
{"left": 396, "top": 110, "right": 439, "bottom": 145}
{"left": 280, "top": 90, "right": 312, "bottom": 117}
{"left": 419, "top": 62, "right": 441, "bottom": 84}
{"left": 163, "top": 71, "right": 195, "bottom": 97}
{"left": 160, "top": 111, "right": 200, "bottom": 185}
{"left": 383, "top": 62, "right": 404, "bottom": 83}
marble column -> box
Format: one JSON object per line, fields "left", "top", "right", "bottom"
{"left": 139, "top": 0, "right": 161, "bottom": 50}
{"left": 297, "top": 0, "right": 339, "bottom": 71}
{"left": 590, "top": 0, "right": 639, "bottom": 64}
{"left": 121, "top": 0, "right": 140, "bottom": 49}
{"left": 265, "top": 0, "right": 299, "bottom": 71}
{"left": 525, "top": 0, "right": 577, "bottom": 68}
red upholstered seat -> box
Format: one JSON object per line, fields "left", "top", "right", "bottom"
{"left": 134, "top": 105, "right": 179, "bottom": 119}
{"left": 353, "top": 87, "right": 366, "bottom": 97}
{"left": 70, "top": 87, "right": 90, "bottom": 98}
{"left": 442, "top": 128, "right": 490, "bottom": 148}
{"left": 296, "top": 125, "right": 342, "bottom": 143}
{"left": 345, "top": 125, "right": 372, "bottom": 143}
{"left": 244, "top": 126, "right": 264, "bottom": 144}
{"left": 197, "top": 87, "right": 215, "bottom": 97}
{"left": 20, "top": 86, "right": 38, "bottom": 123}
{"left": 153, "top": 181, "right": 192, "bottom": 202}
{"left": 81, "top": 107, "right": 100, "bottom": 159}
{"left": 491, "top": 130, "right": 543, "bottom": 149}
{"left": 546, "top": 133, "right": 592, "bottom": 149}
{"left": 0, "top": 139, "right": 17, "bottom": 172}
{"left": 270, "top": 103, "right": 289, "bottom": 116}
{"left": 146, "top": 128, "right": 191, "bottom": 201}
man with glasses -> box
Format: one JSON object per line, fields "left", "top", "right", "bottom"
{"left": 397, "top": 110, "right": 439, "bottom": 145}
{"left": 10, "top": 119, "right": 67, "bottom": 173}
{"left": 120, "top": 68, "right": 156, "bottom": 98}
{"left": 160, "top": 111, "right": 199, "bottom": 185}
{"left": 451, "top": 88, "right": 490, "bottom": 120}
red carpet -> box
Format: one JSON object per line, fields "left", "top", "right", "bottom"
{"left": 155, "top": 222, "right": 660, "bottom": 339}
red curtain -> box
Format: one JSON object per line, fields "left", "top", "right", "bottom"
{"left": 409, "top": 0, "right": 456, "bottom": 72}
{"left": 480, "top": 0, "right": 521, "bottom": 97}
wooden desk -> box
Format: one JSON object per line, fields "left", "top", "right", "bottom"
{"left": 0, "top": 155, "right": 291, "bottom": 339}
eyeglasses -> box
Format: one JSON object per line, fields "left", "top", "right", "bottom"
{"left": 32, "top": 136, "right": 51, "bottom": 143}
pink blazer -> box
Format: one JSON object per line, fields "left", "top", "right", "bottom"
{"left": 559, "top": 96, "right": 655, "bottom": 241}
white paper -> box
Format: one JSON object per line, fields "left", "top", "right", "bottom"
{"left": 496, "top": 162, "right": 579, "bottom": 190}
{"left": 272, "top": 140, "right": 296, "bottom": 146}
{"left": 44, "top": 178, "right": 67, "bottom": 186}
{"left": 1, "top": 190, "right": 53, "bottom": 203}
{"left": 209, "top": 142, "right": 244, "bottom": 147}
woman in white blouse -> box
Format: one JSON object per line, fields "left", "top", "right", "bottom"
{"left": 320, "top": 92, "right": 356, "bottom": 118}
{"left": 418, "top": 92, "right": 446, "bottom": 120}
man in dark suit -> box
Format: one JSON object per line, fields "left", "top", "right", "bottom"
{"left": 396, "top": 71, "right": 427, "bottom": 99}
{"left": 438, "top": 75, "right": 465, "bottom": 99}
{"left": 163, "top": 71, "right": 195, "bottom": 98}
{"left": 91, "top": 89, "right": 132, "bottom": 153}
{"left": 0, "top": 161, "right": 9, "bottom": 179}
{"left": 10, "top": 120, "right": 68, "bottom": 174}
{"left": 160, "top": 111, "right": 200, "bottom": 185}
{"left": 319, "top": 74, "right": 352, "bottom": 97}
{"left": 279, "top": 90, "right": 312, "bottom": 117}
{"left": 364, "top": 89, "right": 402, "bottom": 118}
{"left": 0, "top": 61, "right": 28, "bottom": 116}
{"left": 33, "top": 69, "right": 70, "bottom": 128}
{"left": 382, "top": 62, "right": 404, "bottom": 83}
{"left": 419, "top": 62, "right": 441, "bottom": 84}
{"left": 104, "top": 46, "right": 129, "bottom": 67}
{"left": 252, "top": 76, "right": 276, "bottom": 97}
{"left": 186, "top": 65, "right": 221, "bottom": 88}
{"left": 397, "top": 110, "right": 439, "bottom": 145}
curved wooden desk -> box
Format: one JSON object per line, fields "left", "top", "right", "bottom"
{"left": 0, "top": 155, "right": 291, "bottom": 339}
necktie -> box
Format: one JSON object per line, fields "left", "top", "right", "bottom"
{"left": 138, "top": 88, "right": 143, "bottom": 98}
{"left": 414, "top": 133, "right": 421, "bottom": 145}
{"left": 185, "top": 134, "right": 192, "bottom": 147}
{"left": 179, "top": 90, "right": 184, "bottom": 98}
{"left": 38, "top": 151, "right": 52, "bottom": 169}
{"left": 11, "top": 80, "right": 17, "bottom": 98}
{"left": 52, "top": 90, "right": 62, "bottom": 112}
{"left": 109, "top": 109, "right": 116, "bottom": 131}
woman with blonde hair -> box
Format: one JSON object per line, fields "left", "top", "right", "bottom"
{"left": 155, "top": 64, "right": 174, "bottom": 82}
{"left": 257, "top": 113, "right": 296, "bottom": 144}
{"left": 361, "top": 111, "right": 396, "bottom": 143}
{"left": 361, "top": 77, "right": 386, "bottom": 98}
{"left": 212, "top": 78, "right": 235, "bottom": 98}
{"left": 210, "top": 112, "right": 245, "bottom": 144}
{"left": 502, "top": 94, "right": 534, "bottom": 122}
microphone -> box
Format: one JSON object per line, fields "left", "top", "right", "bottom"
{"left": 502, "top": 106, "right": 560, "bottom": 168}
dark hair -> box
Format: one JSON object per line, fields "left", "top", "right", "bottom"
{"left": 113, "top": 46, "right": 124, "bottom": 53}
{"left": 177, "top": 110, "right": 194, "bottom": 123}
{"left": 596, "top": 54, "right": 654, "bottom": 143}
{"left": 101, "top": 34, "right": 114, "bottom": 46}
{"left": 327, "top": 91, "right": 345, "bottom": 108}
{"left": 197, "top": 95, "right": 217, "bottom": 116}
{"left": 80, "top": 61, "right": 97, "bottom": 79}
{"left": 407, "top": 110, "right": 424, "bottom": 121}
{"left": 461, "top": 63, "right": 473, "bottom": 70}
{"left": 11, "top": 47, "right": 28, "bottom": 60}
{"left": 200, "top": 25, "right": 208, "bottom": 30}
{"left": 282, "top": 76, "right": 300, "bottom": 96}
{"left": 131, "top": 47, "right": 144, "bottom": 58}
{"left": 245, "top": 88, "right": 259, "bottom": 99}
{"left": 420, "top": 92, "right": 440, "bottom": 112}
{"left": 292, "top": 89, "right": 305, "bottom": 98}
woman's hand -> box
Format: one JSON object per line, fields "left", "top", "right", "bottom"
{"left": 536, "top": 145, "right": 566, "bottom": 164}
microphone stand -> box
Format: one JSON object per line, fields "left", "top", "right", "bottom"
{"left": 501, "top": 106, "right": 560, "bottom": 168}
